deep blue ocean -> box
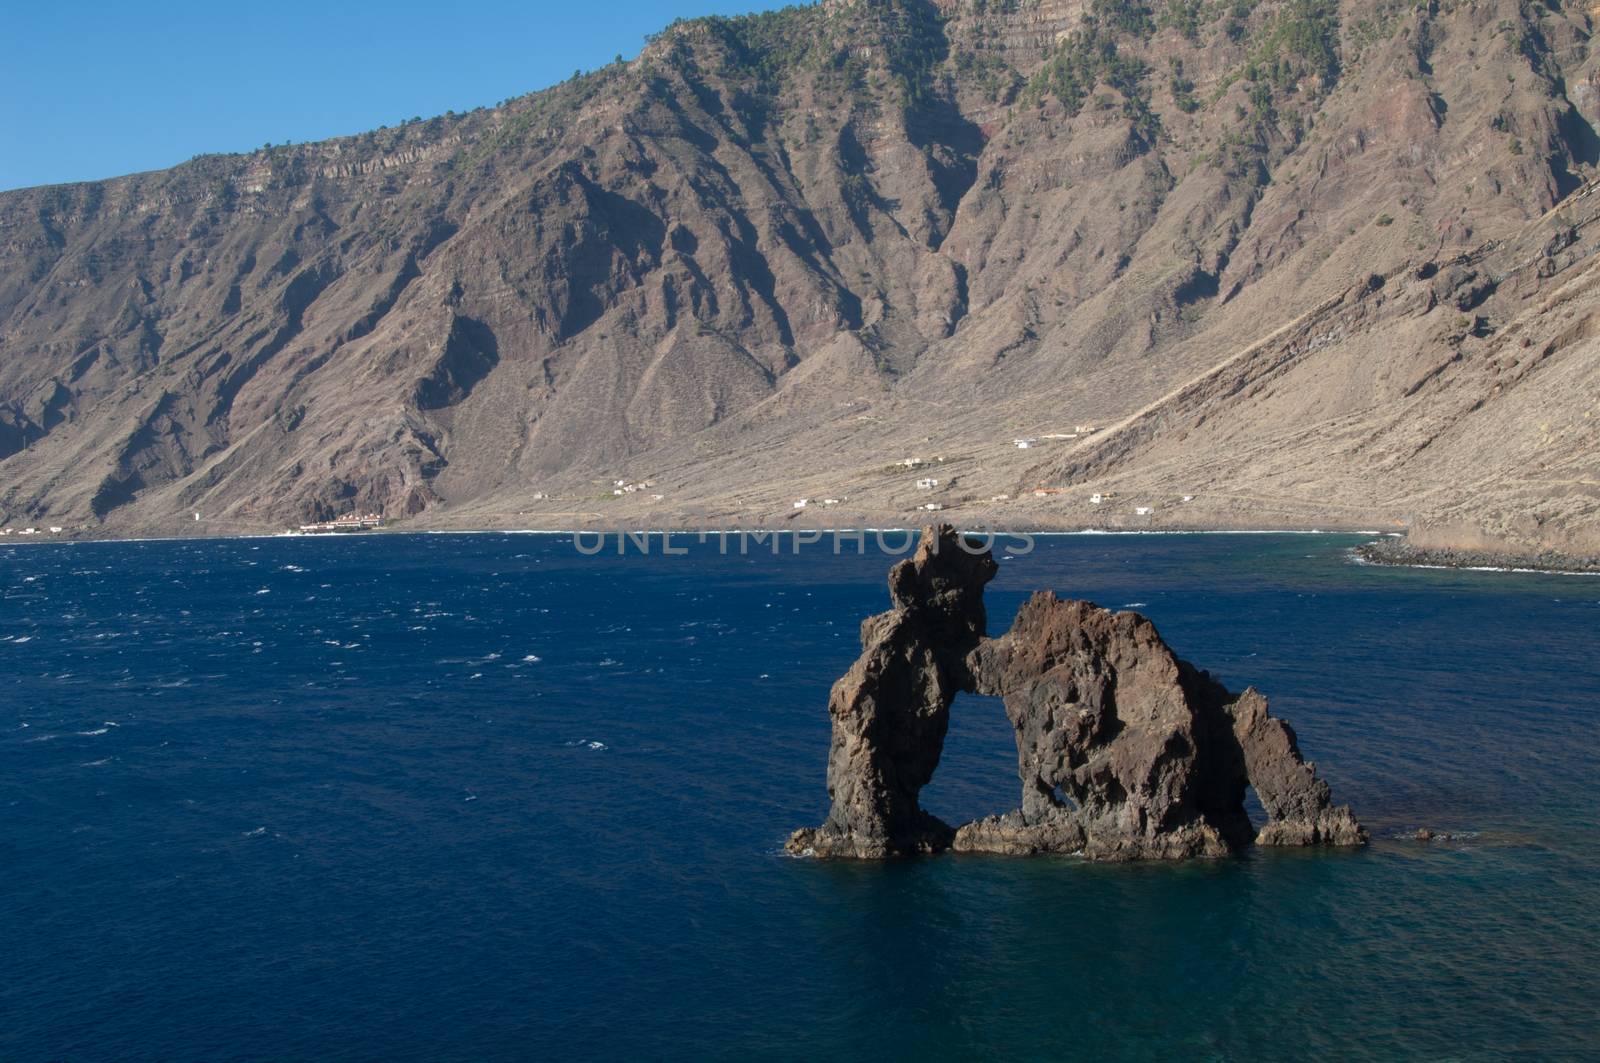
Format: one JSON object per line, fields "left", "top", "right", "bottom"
{"left": 3, "top": 531, "right": 1598, "bottom": 1061}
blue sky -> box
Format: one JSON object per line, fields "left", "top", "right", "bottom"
{"left": 0, "top": 1, "right": 793, "bottom": 191}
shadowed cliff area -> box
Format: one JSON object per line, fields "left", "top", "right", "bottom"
{"left": 2, "top": 0, "right": 1598, "bottom": 552}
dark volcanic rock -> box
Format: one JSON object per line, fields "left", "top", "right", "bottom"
{"left": 1230, "top": 688, "right": 1366, "bottom": 847}
{"left": 785, "top": 525, "right": 997, "bottom": 858}
{"left": 1355, "top": 539, "right": 1600, "bottom": 574}
{"left": 956, "top": 593, "right": 1248, "bottom": 859}
{"left": 792, "top": 531, "right": 1365, "bottom": 861}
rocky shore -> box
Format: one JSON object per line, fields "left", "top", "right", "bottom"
{"left": 1355, "top": 538, "right": 1600, "bottom": 575}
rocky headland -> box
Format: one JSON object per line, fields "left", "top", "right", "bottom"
{"left": 1355, "top": 537, "right": 1600, "bottom": 575}
{"left": 787, "top": 525, "right": 1365, "bottom": 861}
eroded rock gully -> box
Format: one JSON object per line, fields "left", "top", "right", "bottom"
{"left": 787, "top": 526, "right": 1365, "bottom": 861}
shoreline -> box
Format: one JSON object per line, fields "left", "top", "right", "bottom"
{"left": 9, "top": 523, "right": 1598, "bottom": 574}
{"left": 3, "top": 524, "right": 1382, "bottom": 548}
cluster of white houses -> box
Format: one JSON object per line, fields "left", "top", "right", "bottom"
{"left": 782, "top": 428, "right": 1187, "bottom": 517}
{"left": 1, "top": 526, "right": 65, "bottom": 537}
{"left": 612, "top": 479, "right": 665, "bottom": 502}
{"left": 1013, "top": 425, "right": 1099, "bottom": 449}
{"left": 296, "top": 512, "right": 385, "bottom": 534}
{"left": 1024, "top": 490, "right": 1201, "bottom": 515}
{"left": 793, "top": 454, "right": 956, "bottom": 512}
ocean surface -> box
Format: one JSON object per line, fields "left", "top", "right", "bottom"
{"left": 3, "top": 531, "right": 1597, "bottom": 1061}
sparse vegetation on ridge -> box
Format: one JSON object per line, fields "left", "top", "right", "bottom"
{"left": 1026, "top": 16, "right": 1159, "bottom": 137}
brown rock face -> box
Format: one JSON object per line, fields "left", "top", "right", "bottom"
{"left": 791, "top": 529, "right": 1365, "bottom": 860}
{"left": 956, "top": 592, "right": 1364, "bottom": 858}
{"left": 1230, "top": 689, "right": 1367, "bottom": 847}
{"left": 957, "top": 593, "right": 1245, "bottom": 859}
{"left": 785, "top": 525, "right": 997, "bottom": 858}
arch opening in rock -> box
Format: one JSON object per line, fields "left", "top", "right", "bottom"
{"left": 918, "top": 693, "right": 1017, "bottom": 829}
{"left": 1243, "top": 785, "right": 1267, "bottom": 835}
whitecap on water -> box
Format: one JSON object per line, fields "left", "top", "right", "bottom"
{"left": 522, "top": 655, "right": 542, "bottom": 663}
{"left": 566, "top": 739, "right": 609, "bottom": 751}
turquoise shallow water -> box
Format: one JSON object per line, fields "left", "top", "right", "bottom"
{"left": 2, "top": 532, "right": 1597, "bottom": 1060}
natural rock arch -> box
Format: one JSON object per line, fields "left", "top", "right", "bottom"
{"left": 785, "top": 524, "right": 997, "bottom": 858}
{"left": 786, "top": 526, "right": 1365, "bottom": 861}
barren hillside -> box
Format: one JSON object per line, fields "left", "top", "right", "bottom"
{"left": 2, "top": 0, "right": 1597, "bottom": 552}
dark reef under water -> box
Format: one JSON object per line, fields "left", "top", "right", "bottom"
{"left": 2, "top": 532, "right": 1597, "bottom": 1060}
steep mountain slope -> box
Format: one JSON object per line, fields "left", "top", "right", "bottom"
{"left": 1, "top": 0, "right": 1597, "bottom": 550}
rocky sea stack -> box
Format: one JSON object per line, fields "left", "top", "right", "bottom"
{"left": 787, "top": 526, "right": 1365, "bottom": 861}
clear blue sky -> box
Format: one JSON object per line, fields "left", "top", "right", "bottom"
{"left": 0, "top": 1, "right": 793, "bottom": 192}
